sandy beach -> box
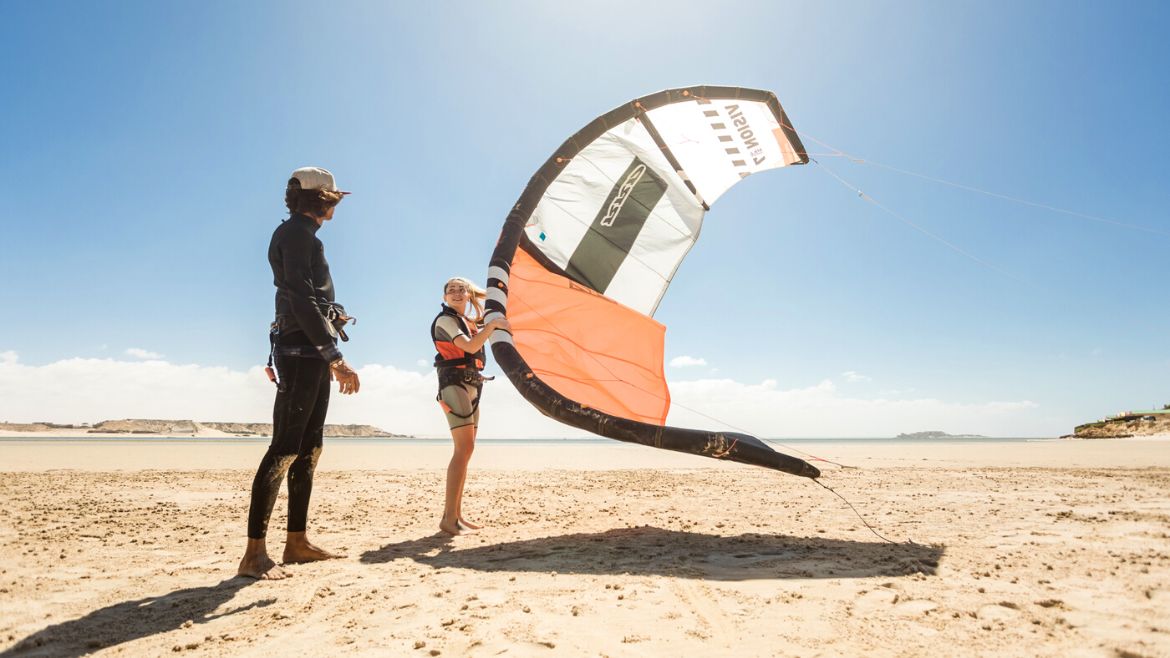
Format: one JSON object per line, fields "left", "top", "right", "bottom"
{"left": 1, "top": 438, "right": 1167, "bottom": 657}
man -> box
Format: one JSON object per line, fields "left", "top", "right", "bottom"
{"left": 237, "top": 166, "right": 361, "bottom": 580}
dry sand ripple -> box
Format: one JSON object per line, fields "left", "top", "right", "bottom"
{"left": 0, "top": 452, "right": 1168, "bottom": 657}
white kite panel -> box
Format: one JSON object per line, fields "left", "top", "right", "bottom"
{"left": 648, "top": 99, "right": 802, "bottom": 205}
{"left": 524, "top": 118, "right": 706, "bottom": 315}
{"left": 605, "top": 192, "right": 705, "bottom": 315}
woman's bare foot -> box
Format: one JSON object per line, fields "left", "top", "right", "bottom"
{"left": 457, "top": 517, "right": 481, "bottom": 530}
{"left": 282, "top": 532, "right": 343, "bottom": 564}
{"left": 238, "top": 539, "right": 292, "bottom": 579}
{"left": 439, "top": 518, "right": 462, "bottom": 535}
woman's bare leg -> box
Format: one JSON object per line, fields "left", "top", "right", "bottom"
{"left": 440, "top": 424, "right": 475, "bottom": 535}
{"left": 456, "top": 425, "right": 481, "bottom": 530}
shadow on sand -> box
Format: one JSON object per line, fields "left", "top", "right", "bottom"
{"left": 1, "top": 578, "right": 270, "bottom": 658}
{"left": 360, "top": 526, "right": 944, "bottom": 581}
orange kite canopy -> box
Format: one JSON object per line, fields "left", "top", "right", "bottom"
{"left": 507, "top": 248, "right": 669, "bottom": 425}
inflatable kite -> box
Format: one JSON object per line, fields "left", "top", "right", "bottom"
{"left": 485, "top": 86, "right": 820, "bottom": 479}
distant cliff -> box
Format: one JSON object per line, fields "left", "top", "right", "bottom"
{"left": 196, "top": 422, "right": 407, "bottom": 438}
{"left": 0, "top": 422, "right": 81, "bottom": 432}
{"left": 894, "top": 431, "right": 988, "bottom": 440}
{"left": 1073, "top": 412, "right": 1170, "bottom": 439}
{"left": 0, "top": 419, "right": 408, "bottom": 438}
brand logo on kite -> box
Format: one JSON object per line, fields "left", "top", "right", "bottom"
{"left": 711, "top": 104, "right": 767, "bottom": 170}
{"left": 600, "top": 163, "right": 647, "bottom": 227}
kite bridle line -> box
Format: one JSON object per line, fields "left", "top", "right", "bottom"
{"left": 810, "top": 156, "right": 1038, "bottom": 289}
{"left": 778, "top": 118, "right": 1170, "bottom": 238}
{"left": 814, "top": 478, "right": 906, "bottom": 545}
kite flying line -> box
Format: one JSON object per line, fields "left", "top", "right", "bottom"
{"left": 787, "top": 122, "right": 1169, "bottom": 238}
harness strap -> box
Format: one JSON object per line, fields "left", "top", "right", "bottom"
{"left": 273, "top": 345, "right": 325, "bottom": 358}
{"left": 265, "top": 323, "right": 279, "bottom": 385}
{"left": 434, "top": 354, "right": 480, "bottom": 369}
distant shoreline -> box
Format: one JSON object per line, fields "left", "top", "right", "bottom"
{"left": 0, "top": 430, "right": 413, "bottom": 439}
{"left": 0, "top": 419, "right": 411, "bottom": 439}
{"left": 0, "top": 429, "right": 412, "bottom": 440}
{"left": 5, "top": 423, "right": 1162, "bottom": 442}
{"left": 2, "top": 436, "right": 1168, "bottom": 472}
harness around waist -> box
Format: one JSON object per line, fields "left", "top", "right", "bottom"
{"left": 434, "top": 354, "right": 481, "bottom": 369}
{"left": 437, "top": 366, "right": 491, "bottom": 388}
{"left": 272, "top": 345, "right": 323, "bottom": 359}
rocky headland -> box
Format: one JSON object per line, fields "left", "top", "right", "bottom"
{"left": 1073, "top": 410, "right": 1170, "bottom": 439}
{"left": 0, "top": 419, "right": 409, "bottom": 438}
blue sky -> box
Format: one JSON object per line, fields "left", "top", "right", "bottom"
{"left": 1, "top": 1, "right": 1167, "bottom": 437}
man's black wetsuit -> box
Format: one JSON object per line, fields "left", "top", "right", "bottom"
{"left": 246, "top": 212, "right": 344, "bottom": 539}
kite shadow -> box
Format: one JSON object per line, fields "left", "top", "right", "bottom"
{"left": 360, "top": 526, "right": 944, "bottom": 581}
{"left": 1, "top": 578, "right": 271, "bottom": 658}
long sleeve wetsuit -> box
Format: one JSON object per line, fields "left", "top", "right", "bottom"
{"left": 247, "top": 213, "right": 343, "bottom": 539}
{"left": 267, "top": 213, "right": 343, "bottom": 363}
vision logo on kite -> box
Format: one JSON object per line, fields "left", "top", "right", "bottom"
{"left": 727, "top": 104, "right": 767, "bottom": 165}
{"left": 600, "top": 163, "right": 648, "bottom": 227}
{"left": 704, "top": 104, "right": 766, "bottom": 176}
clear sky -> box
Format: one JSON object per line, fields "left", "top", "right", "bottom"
{"left": 1, "top": 1, "right": 1167, "bottom": 438}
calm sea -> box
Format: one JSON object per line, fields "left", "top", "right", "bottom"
{"left": 1, "top": 436, "right": 1059, "bottom": 446}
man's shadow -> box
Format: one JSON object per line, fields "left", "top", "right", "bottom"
{"left": 361, "top": 526, "right": 943, "bottom": 580}
{"left": 1, "top": 578, "right": 271, "bottom": 658}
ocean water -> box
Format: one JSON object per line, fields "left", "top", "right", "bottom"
{"left": 0, "top": 436, "right": 1059, "bottom": 446}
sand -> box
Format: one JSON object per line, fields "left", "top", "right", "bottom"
{"left": 0, "top": 439, "right": 1167, "bottom": 657}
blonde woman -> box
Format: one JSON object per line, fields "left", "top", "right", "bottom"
{"left": 430, "top": 277, "right": 510, "bottom": 535}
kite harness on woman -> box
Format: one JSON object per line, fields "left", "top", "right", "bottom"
{"left": 431, "top": 304, "right": 491, "bottom": 420}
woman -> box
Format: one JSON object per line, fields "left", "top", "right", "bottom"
{"left": 430, "top": 277, "right": 510, "bottom": 535}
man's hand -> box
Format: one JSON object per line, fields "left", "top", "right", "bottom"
{"left": 330, "top": 359, "right": 360, "bottom": 394}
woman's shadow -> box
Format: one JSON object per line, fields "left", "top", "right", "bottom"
{"left": 1, "top": 578, "right": 272, "bottom": 658}
{"left": 361, "top": 526, "right": 943, "bottom": 580}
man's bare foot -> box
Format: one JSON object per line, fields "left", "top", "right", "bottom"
{"left": 457, "top": 517, "right": 481, "bottom": 530}
{"left": 237, "top": 552, "right": 291, "bottom": 580}
{"left": 439, "top": 518, "right": 461, "bottom": 536}
{"left": 283, "top": 532, "right": 343, "bottom": 564}
{"left": 238, "top": 538, "right": 291, "bottom": 580}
